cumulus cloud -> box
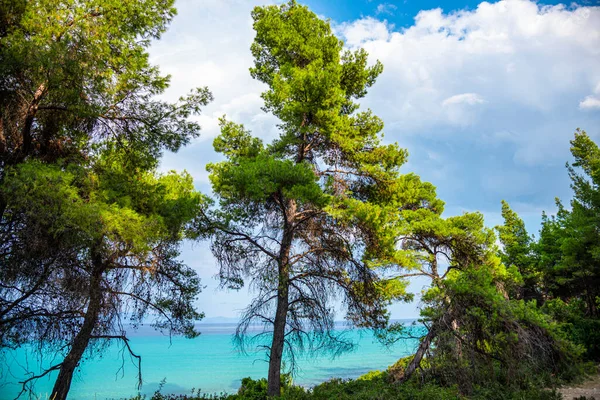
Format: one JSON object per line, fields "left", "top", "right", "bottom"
{"left": 579, "top": 95, "right": 600, "bottom": 110}
{"left": 151, "top": 0, "right": 600, "bottom": 215}
{"left": 148, "top": 0, "right": 280, "bottom": 188}
{"left": 337, "top": 17, "right": 390, "bottom": 46}
{"left": 336, "top": 0, "right": 600, "bottom": 165}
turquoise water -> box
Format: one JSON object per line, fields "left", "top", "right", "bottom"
{"left": 0, "top": 322, "right": 421, "bottom": 399}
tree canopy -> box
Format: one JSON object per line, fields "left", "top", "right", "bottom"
{"left": 0, "top": 0, "right": 211, "bottom": 398}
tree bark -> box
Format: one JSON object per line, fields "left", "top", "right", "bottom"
{"left": 50, "top": 254, "right": 103, "bottom": 400}
{"left": 267, "top": 198, "right": 296, "bottom": 397}
{"left": 20, "top": 83, "right": 47, "bottom": 159}
{"left": 396, "top": 321, "right": 438, "bottom": 384}
{"left": 0, "top": 117, "right": 5, "bottom": 154}
{"left": 395, "top": 310, "right": 455, "bottom": 385}
{"left": 267, "top": 272, "right": 289, "bottom": 397}
{"left": 452, "top": 318, "right": 462, "bottom": 358}
{"left": 394, "top": 261, "right": 444, "bottom": 383}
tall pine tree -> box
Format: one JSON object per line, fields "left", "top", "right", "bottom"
{"left": 202, "top": 1, "right": 440, "bottom": 395}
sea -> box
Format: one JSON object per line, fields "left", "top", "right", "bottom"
{"left": 0, "top": 321, "right": 421, "bottom": 399}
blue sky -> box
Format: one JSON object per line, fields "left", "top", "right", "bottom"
{"left": 303, "top": 0, "right": 578, "bottom": 27}
{"left": 148, "top": 0, "right": 600, "bottom": 320}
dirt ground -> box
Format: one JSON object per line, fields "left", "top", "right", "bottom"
{"left": 559, "top": 373, "right": 600, "bottom": 400}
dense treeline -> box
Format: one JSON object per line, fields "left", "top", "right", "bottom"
{"left": 498, "top": 129, "right": 600, "bottom": 361}
{"left": 0, "top": 0, "right": 598, "bottom": 400}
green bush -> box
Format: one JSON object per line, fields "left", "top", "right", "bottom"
{"left": 128, "top": 351, "right": 589, "bottom": 400}
{"left": 543, "top": 298, "right": 600, "bottom": 361}
{"left": 469, "top": 385, "right": 562, "bottom": 400}
{"left": 299, "top": 372, "right": 461, "bottom": 400}
{"left": 225, "top": 374, "right": 307, "bottom": 400}
{"left": 234, "top": 377, "right": 269, "bottom": 400}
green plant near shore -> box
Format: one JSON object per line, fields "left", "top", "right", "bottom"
{"left": 129, "top": 358, "right": 582, "bottom": 400}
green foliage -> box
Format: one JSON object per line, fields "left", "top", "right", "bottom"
{"left": 0, "top": 0, "right": 211, "bottom": 168}
{"left": 3, "top": 149, "right": 205, "bottom": 258}
{"left": 543, "top": 298, "right": 600, "bottom": 361}
{"left": 391, "top": 182, "right": 586, "bottom": 396}
{"left": 537, "top": 130, "right": 600, "bottom": 319}
{"left": 468, "top": 385, "right": 562, "bottom": 400}
{"left": 421, "top": 257, "right": 586, "bottom": 392}
{"left": 1, "top": 142, "right": 206, "bottom": 393}
{"left": 0, "top": 3, "right": 211, "bottom": 397}
{"left": 496, "top": 201, "right": 540, "bottom": 301}
{"left": 306, "top": 376, "right": 461, "bottom": 400}
{"left": 226, "top": 375, "right": 305, "bottom": 400}
{"left": 208, "top": 153, "right": 327, "bottom": 207}
{"left": 235, "top": 377, "right": 269, "bottom": 400}
{"left": 126, "top": 368, "right": 570, "bottom": 400}
{"left": 519, "top": 129, "right": 600, "bottom": 363}
{"left": 202, "top": 2, "right": 445, "bottom": 394}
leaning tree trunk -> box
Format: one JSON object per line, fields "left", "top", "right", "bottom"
{"left": 396, "top": 320, "right": 438, "bottom": 384}
{"left": 50, "top": 258, "right": 103, "bottom": 400}
{"left": 395, "top": 310, "right": 454, "bottom": 384}
{"left": 395, "top": 266, "right": 444, "bottom": 384}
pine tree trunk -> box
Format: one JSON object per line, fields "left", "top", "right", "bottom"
{"left": 50, "top": 257, "right": 103, "bottom": 400}
{"left": 267, "top": 200, "right": 295, "bottom": 397}
{"left": 267, "top": 279, "right": 289, "bottom": 397}
{"left": 397, "top": 322, "right": 437, "bottom": 383}
{"left": 452, "top": 318, "right": 462, "bottom": 358}
{"left": 21, "top": 83, "right": 46, "bottom": 158}
{"left": 396, "top": 311, "right": 454, "bottom": 384}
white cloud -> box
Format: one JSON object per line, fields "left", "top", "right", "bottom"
{"left": 149, "top": 0, "right": 276, "bottom": 145}
{"left": 442, "top": 93, "right": 486, "bottom": 106}
{"left": 337, "top": 17, "right": 390, "bottom": 46}
{"left": 441, "top": 93, "right": 487, "bottom": 126}
{"left": 336, "top": 0, "right": 600, "bottom": 164}
{"left": 151, "top": 0, "right": 600, "bottom": 168}
{"left": 579, "top": 95, "right": 600, "bottom": 110}
{"left": 376, "top": 3, "right": 397, "bottom": 15}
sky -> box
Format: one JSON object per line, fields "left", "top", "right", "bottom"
{"left": 147, "top": 0, "right": 600, "bottom": 320}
